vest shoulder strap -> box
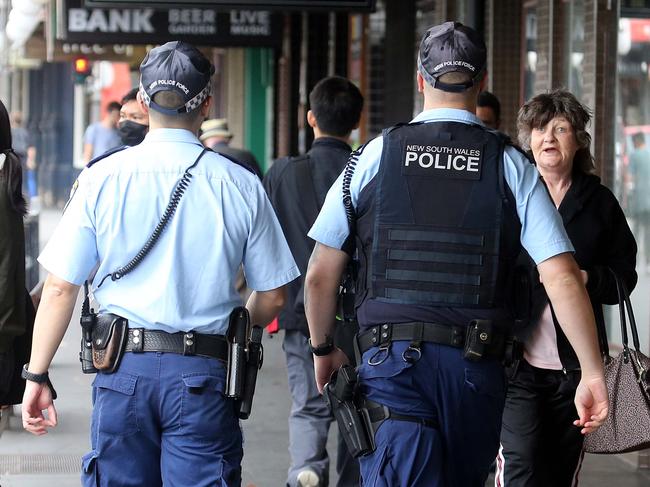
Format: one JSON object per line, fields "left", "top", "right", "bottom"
{"left": 382, "top": 121, "right": 426, "bottom": 137}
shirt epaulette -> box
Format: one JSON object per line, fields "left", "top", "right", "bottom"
{"left": 205, "top": 147, "right": 257, "bottom": 175}
{"left": 86, "top": 145, "right": 129, "bottom": 168}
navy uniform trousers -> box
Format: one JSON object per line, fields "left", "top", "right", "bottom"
{"left": 357, "top": 340, "right": 506, "bottom": 487}
{"left": 81, "top": 352, "right": 243, "bottom": 486}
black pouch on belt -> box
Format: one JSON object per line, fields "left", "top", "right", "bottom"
{"left": 463, "top": 319, "right": 493, "bottom": 362}
{"left": 91, "top": 314, "right": 128, "bottom": 373}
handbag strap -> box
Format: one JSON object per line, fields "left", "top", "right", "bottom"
{"left": 617, "top": 275, "right": 642, "bottom": 351}
{"left": 611, "top": 269, "right": 642, "bottom": 353}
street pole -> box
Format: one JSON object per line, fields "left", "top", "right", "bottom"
{"left": 73, "top": 83, "right": 86, "bottom": 169}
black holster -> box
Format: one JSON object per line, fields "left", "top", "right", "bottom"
{"left": 238, "top": 325, "right": 263, "bottom": 420}
{"left": 226, "top": 307, "right": 249, "bottom": 399}
{"left": 226, "top": 307, "right": 264, "bottom": 420}
{"left": 324, "top": 365, "right": 375, "bottom": 458}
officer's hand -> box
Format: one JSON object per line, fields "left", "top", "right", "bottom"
{"left": 22, "top": 380, "right": 57, "bottom": 436}
{"left": 573, "top": 374, "right": 608, "bottom": 434}
{"left": 314, "top": 348, "right": 350, "bottom": 394}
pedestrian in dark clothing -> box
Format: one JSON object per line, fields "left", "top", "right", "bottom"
{"left": 496, "top": 89, "right": 638, "bottom": 487}
{"left": 263, "top": 76, "right": 364, "bottom": 487}
{"left": 200, "top": 118, "right": 263, "bottom": 178}
{"left": 477, "top": 90, "right": 501, "bottom": 130}
{"left": 0, "top": 100, "right": 35, "bottom": 411}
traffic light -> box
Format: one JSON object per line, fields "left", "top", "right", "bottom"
{"left": 73, "top": 57, "right": 92, "bottom": 84}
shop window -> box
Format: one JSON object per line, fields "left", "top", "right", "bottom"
{"left": 613, "top": 9, "right": 650, "bottom": 350}
{"left": 523, "top": 2, "right": 537, "bottom": 102}
{"left": 564, "top": 0, "right": 585, "bottom": 100}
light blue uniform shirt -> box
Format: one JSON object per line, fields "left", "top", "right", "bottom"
{"left": 309, "top": 108, "right": 574, "bottom": 264}
{"left": 40, "top": 128, "right": 299, "bottom": 335}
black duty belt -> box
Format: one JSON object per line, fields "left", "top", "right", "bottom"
{"left": 365, "top": 398, "right": 438, "bottom": 431}
{"left": 124, "top": 328, "right": 228, "bottom": 361}
{"left": 357, "top": 321, "right": 506, "bottom": 358}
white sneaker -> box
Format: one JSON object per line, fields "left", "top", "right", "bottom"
{"left": 296, "top": 468, "right": 320, "bottom": 487}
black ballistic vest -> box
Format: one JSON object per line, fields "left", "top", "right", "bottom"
{"left": 355, "top": 121, "right": 521, "bottom": 327}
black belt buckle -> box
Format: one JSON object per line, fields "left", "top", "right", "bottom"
{"left": 183, "top": 332, "right": 197, "bottom": 356}
{"left": 130, "top": 328, "right": 144, "bottom": 353}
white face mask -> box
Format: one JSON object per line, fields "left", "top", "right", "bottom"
{"left": 0, "top": 153, "right": 6, "bottom": 171}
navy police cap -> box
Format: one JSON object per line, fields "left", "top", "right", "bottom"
{"left": 418, "top": 21, "right": 486, "bottom": 93}
{"left": 139, "top": 41, "right": 215, "bottom": 116}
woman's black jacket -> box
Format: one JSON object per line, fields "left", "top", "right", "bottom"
{"left": 520, "top": 170, "right": 638, "bottom": 371}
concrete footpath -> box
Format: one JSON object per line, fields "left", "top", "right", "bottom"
{"left": 1, "top": 208, "right": 649, "bottom": 486}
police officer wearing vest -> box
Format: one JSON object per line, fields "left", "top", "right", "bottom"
{"left": 21, "top": 41, "right": 299, "bottom": 486}
{"left": 304, "top": 22, "right": 608, "bottom": 486}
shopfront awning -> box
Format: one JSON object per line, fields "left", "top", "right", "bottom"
{"left": 5, "top": 0, "right": 47, "bottom": 49}
{"left": 84, "top": 0, "right": 376, "bottom": 12}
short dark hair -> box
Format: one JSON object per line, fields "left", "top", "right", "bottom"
{"left": 517, "top": 89, "right": 594, "bottom": 174}
{"left": 107, "top": 101, "right": 122, "bottom": 113}
{"left": 478, "top": 91, "right": 501, "bottom": 124}
{"left": 121, "top": 88, "right": 139, "bottom": 105}
{"left": 308, "top": 76, "right": 363, "bottom": 137}
{"left": 632, "top": 132, "right": 646, "bottom": 147}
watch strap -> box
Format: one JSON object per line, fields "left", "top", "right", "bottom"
{"left": 309, "top": 337, "right": 334, "bottom": 356}
{"left": 21, "top": 363, "right": 49, "bottom": 384}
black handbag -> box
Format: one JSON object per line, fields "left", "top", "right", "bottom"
{"left": 583, "top": 273, "right": 650, "bottom": 454}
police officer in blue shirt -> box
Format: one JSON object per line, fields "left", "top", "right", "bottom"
{"left": 304, "top": 22, "right": 608, "bottom": 486}
{"left": 20, "top": 41, "right": 299, "bottom": 486}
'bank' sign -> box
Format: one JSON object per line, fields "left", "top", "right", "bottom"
{"left": 62, "top": 0, "right": 281, "bottom": 46}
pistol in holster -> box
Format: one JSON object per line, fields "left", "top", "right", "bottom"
{"left": 79, "top": 281, "right": 128, "bottom": 374}
{"left": 323, "top": 365, "right": 375, "bottom": 458}
{"left": 226, "top": 307, "right": 264, "bottom": 420}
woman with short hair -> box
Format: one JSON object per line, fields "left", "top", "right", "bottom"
{"left": 495, "top": 89, "right": 638, "bottom": 486}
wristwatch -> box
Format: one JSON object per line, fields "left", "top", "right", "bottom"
{"left": 308, "top": 337, "right": 334, "bottom": 356}
{"left": 21, "top": 363, "right": 49, "bottom": 384}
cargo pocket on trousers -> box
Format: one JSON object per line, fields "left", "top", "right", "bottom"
{"left": 359, "top": 443, "right": 395, "bottom": 487}
{"left": 180, "top": 373, "right": 229, "bottom": 443}
{"left": 81, "top": 450, "right": 99, "bottom": 487}
{"left": 358, "top": 341, "right": 415, "bottom": 381}
{"left": 93, "top": 372, "right": 139, "bottom": 437}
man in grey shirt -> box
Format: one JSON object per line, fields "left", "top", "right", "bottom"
{"left": 82, "top": 101, "right": 122, "bottom": 163}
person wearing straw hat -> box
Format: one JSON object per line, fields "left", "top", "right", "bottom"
{"left": 200, "top": 118, "right": 262, "bottom": 178}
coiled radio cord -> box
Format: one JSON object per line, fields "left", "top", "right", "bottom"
{"left": 341, "top": 143, "right": 367, "bottom": 230}
{"left": 96, "top": 148, "right": 208, "bottom": 289}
